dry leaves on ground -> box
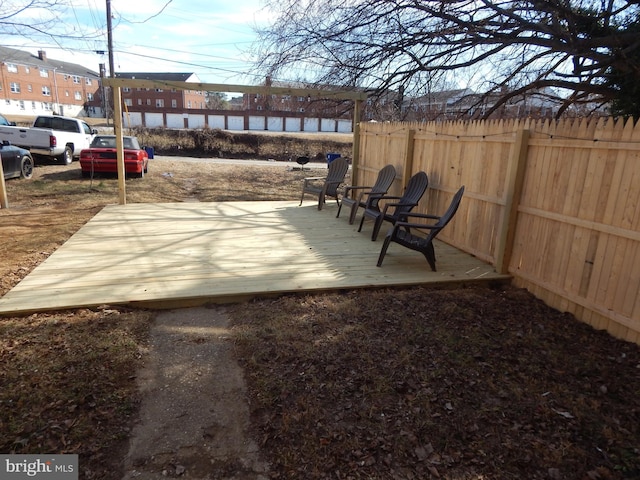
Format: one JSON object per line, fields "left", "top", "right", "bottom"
{"left": 1, "top": 158, "right": 639, "bottom": 479}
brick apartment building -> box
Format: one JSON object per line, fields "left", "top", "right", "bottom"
{"left": 114, "top": 72, "right": 206, "bottom": 112}
{"left": 244, "top": 77, "right": 354, "bottom": 119}
{"left": 0, "top": 46, "right": 101, "bottom": 118}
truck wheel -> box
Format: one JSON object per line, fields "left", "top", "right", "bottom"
{"left": 59, "top": 146, "right": 73, "bottom": 165}
{"left": 20, "top": 155, "right": 34, "bottom": 179}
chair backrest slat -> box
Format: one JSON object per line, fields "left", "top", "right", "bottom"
{"left": 371, "top": 164, "right": 396, "bottom": 195}
{"left": 325, "top": 157, "right": 349, "bottom": 195}
{"left": 395, "top": 171, "right": 428, "bottom": 215}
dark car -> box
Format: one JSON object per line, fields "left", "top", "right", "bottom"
{"left": 1, "top": 140, "right": 34, "bottom": 180}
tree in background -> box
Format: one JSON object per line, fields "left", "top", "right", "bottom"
{"left": 254, "top": 0, "right": 640, "bottom": 119}
{"left": 206, "top": 92, "right": 230, "bottom": 110}
{"left": 0, "top": 0, "right": 89, "bottom": 41}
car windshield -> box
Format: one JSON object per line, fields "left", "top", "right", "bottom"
{"left": 91, "top": 136, "right": 140, "bottom": 150}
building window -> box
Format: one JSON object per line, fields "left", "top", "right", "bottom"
{"left": 27, "top": 84, "right": 33, "bottom": 92}
{"left": 124, "top": 99, "right": 132, "bottom": 106}
{"left": 86, "top": 78, "right": 92, "bottom": 85}
{"left": 7, "top": 63, "right": 17, "bottom": 73}
{"left": 146, "top": 99, "right": 151, "bottom": 105}
{"left": 138, "top": 99, "right": 143, "bottom": 105}
{"left": 156, "top": 99, "right": 164, "bottom": 107}
{"left": 19, "top": 100, "right": 25, "bottom": 110}
{"left": 10, "top": 82, "right": 20, "bottom": 93}
{"left": 42, "top": 86, "right": 51, "bottom": 96}
{"left": 155, "top": 88, "right": 163, "bottom": 92}
{"left": 72, "top": 76, "right": 80, "bottom": 84}
{"left": 187, "top": 101, "right": 191, "bottom": 108}
{"left": 5, "top": 99, "right": 10, "bottom": 105}
{"left": 24, "top": 67, "right": 30, "bottom": 74}
{"left": 40, "top": 69, "right": 49, "bottom": 78}
{"left": 171, "top": 99, "right": 177, "bottom": 108}
{"left": 87, "top": 93, "right": 94, "bottom": 101}
{"left": 75, "top": 91, "right": 82, "bottom": 100}
{"left": 31, "top": 101, "right": 36, "bottom": 109}
{"left": 123, "top": 87, "right": 131, "bottom": 93}
{"left": 64, "top": 75, "right": 69, "bottom": 80}
{"left": 65, "top": 90, "right": 70, "bottom": 97}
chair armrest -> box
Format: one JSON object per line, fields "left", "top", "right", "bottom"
{"left": 344, "top": 185, "right": 370, "bottom": 193}
{"left": 382, "top": 200, "right": 418, "bottom": 210}
{"left": 365, "top": 194, "right": 400, "bottom": 208}
{"left": 398, "top": 212, "right": 441, "bottom": 220}
{"left": 303, "top": 176, "right": 327, "bottom": 187}
{"left": 355, "top": 188, "right": 375, "bottom": 202}
{"left": 394, "top": 220, "right": 438, "bottom": 230}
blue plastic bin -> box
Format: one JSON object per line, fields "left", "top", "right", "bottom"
{"left": 144, "top": 146, "right": 155, "bottom": 159}
{"left": 326, "top": 152, "right": 341, "bottom": 166}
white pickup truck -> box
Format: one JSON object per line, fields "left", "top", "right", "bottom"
{"left": 0, "top": 114, "right": 97, "bottom": 164}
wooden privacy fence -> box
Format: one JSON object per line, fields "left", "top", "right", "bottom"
{"left": 357, "top": 118, "right": 640, "bottom": 344}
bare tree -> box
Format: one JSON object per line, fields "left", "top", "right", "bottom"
{"left": 0, "top": 0, "right": 102, "bottom": 47}
{"left": 254, "top": 0, "right": 640, "bottom": 118}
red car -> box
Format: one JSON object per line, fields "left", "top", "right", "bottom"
{"left": 80, "top": 135, "right": 149, "bottom": 178}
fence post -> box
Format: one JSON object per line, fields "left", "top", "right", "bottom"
{"left": 495, "top": 127, "right": 529, "bottom": 274}
{"left": 351, "top": 99, "right": 362, "bottom": 183}
{"left": 402, "top": 128, "right": 416, "bottom": 188}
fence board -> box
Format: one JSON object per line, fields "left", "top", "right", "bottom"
{"left": 358, "top": 117, "right": 640, "bottom": 344}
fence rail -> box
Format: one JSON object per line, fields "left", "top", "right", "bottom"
{"left": 357, "top": 118, "right": 640, "bottom": 344}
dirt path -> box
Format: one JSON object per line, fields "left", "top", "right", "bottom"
{"left": 121, "top": 306, "right": 269, "bottom": 480}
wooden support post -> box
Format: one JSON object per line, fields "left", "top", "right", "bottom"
{"left": 402, "top": 129, "right": 416, "bottom": 188}
{"left": 495, "top": 128, "right": 529, "bottom": 274}
{"left": 0, "top": 160, "right": 8, "bottom": 209}
{"left": 351, "top": 99, "right": 362, "bottom": 183}
{"left": 112, "top": 86, "right": 127, "bottom": 205}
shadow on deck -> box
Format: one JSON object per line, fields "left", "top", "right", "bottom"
{"left": 0, "top": 201, "right": 510, "bottom": 315}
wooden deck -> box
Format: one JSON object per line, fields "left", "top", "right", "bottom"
{"left": 0, "top": 201, "right": 509, "bottom": 315}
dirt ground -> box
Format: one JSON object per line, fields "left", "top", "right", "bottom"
{"left": 1, "top": 158, "right": 640, "bottom": 480}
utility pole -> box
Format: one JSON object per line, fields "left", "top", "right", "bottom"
{"left": 104, "top": 0, "right": 115, "bottom": 125}
{"left": 106, "top": 0, "right": 115, "bottom": 78}
{"left": 105, "top": 0, "right": 125, "bottom": 203}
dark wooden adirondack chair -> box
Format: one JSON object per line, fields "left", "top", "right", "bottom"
{"left": 376, "top": 186, "right": 465, "bottom": 271}
{"left": 358, "top": 171, "right": 429, "bottom": 241}
{"left": 299, "top": 156, "right": 349, "bottom": 210}
{"left": 336, "top": 164, "right": 396, "bottom": 224}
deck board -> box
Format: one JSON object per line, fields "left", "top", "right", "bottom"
{"left": 0, "top": 201, "right": 509, "bottom": 315}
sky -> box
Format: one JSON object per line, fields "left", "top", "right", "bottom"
{"left": 1, "top": 0, "right": 271, "bottom": 88}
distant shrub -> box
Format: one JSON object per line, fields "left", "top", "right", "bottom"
{"left": 127, "top": 127, "right": 352, "bottom": 161}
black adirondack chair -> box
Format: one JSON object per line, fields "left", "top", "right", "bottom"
{"left": 336, "top": 164, "right": 396, "bottom": 224}
{"left": 358, "top": 171, "right": 428, "bottom": 241}
{"left": 299, "top": 157, "right": 349, "bottom": 210}
{"left": 376, "top": 186, "right": 465, "bottom": 271}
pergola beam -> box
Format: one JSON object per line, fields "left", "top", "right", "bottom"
{"left": 100, "top": 78, "right": 368, "bottom": 101}
{"left": 100, "top": 78, "right": 367, "bottom": 204}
